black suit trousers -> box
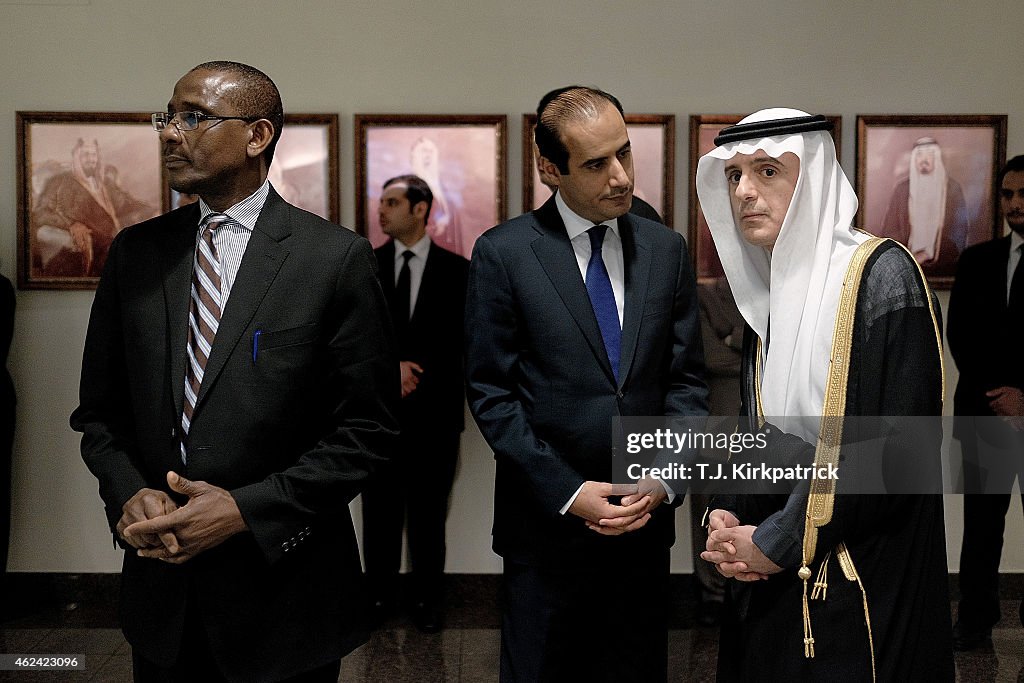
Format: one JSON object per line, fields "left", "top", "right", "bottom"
{"left": 362, "top": 426, "right": 460, "bottom": 600}
{"left": 958, "top": 421, "right": 1024, "bottom": 629}
{"left": 498, "top": 551, "right": 670, "bottom": 683}
{"left": 131, "top": 583, "right": 343, "bottom": 682}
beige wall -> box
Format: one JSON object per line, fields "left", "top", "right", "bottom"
{"left": 2, "top": 0, "right": 1022, "bottom": 573}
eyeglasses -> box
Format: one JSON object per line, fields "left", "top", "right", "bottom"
{"left": 151, "top": 111, "right": 259, "bottom": 132}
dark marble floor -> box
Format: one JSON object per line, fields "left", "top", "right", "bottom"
{"left": 0, "top": 575, "right": 1020, "bottom": 681}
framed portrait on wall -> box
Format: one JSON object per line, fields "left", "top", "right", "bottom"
{"left": 170, "top": 113, "right": 339, "bottom": 223}
{"left": 688, "top": 114, "right": 842, "bottom": 282}
{"left": 354, "top": 114, "right": 507, "bottom": 260}
{"left": 856, "top": 114, "right": 1007, "bottom": 287}
{"left": 16, "top": 111, "right": 166, "bottom": 290}
{"left": 522, "top": 113, "right": 675, "bottom": 226}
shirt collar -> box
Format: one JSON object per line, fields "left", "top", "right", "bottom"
{"left": 1010, "top": 229, "right": 1024, "bottom": 255}
{"left": 197, "top": 179, "right": 270, "bottom": 231}
{"left": 555, "top": 191, "right": 619, "bottom": 241}
{"left": 395, "top": 234, "right": 431, "bottom": 261}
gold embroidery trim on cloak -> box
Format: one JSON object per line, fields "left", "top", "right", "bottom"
{"left": 798, "top": 236, "right": 883, "bottom": 670}
{"left": 798, "top": 235, "right": 943, "bottom": 681}
{"left": 835, "top": 542, "right": 876, "bottom": 676}
{"left": 754, "top": 338, "right": 765, "bottom": 429}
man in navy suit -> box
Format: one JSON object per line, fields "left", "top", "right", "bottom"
{"left": 362, "top": 174, "right": 468, "bottom": 633}
{"left": 950, "top": 154, "right": 1024, "bottom": 650}
{"left": 71, "top": 61, "right": 397, "bottom": 682}
{"left": 465, "top": 86, "right": 708, "bottom": 682}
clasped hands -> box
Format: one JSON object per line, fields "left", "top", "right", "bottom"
{"left": 700, "top": 509, "right": 781, "bottom": 581}
{"left": 569, "top": 477, "right": 666, "bottom": 536}
{"left": 116, "top": 471, "right": 247, "bottom": 564}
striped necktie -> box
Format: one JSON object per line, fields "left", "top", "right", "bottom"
{"left": 181, "top": 216, "right": 224, "bottom": 452}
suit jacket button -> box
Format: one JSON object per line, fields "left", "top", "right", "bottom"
{"left": 617, "top": 391, "right": 624, "bottom": 399}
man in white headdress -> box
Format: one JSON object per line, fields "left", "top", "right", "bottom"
{"left": 884, "top": 137, "right": 969, "bottom": 272}
{"left": 696, "top": 109, "right": 953, "bottom": 680}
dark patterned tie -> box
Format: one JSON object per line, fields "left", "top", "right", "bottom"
{"left": 586, "top": 225, "right": 621, "bottom": 382}
{"left": 181, "top": 216, "right": 224, "bottom": 448}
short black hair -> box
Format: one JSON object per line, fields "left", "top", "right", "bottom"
{"left": 189, "top": 61, "right": 284, "bottom": 164}
{"left": 383, "top": 174, "right": 433, "bottom": 222}
{"left": 535, "top": 86, "right": 624, "bottom": 174}
{"left": 998, "top": 155, "right": 1024, "bottom": 188}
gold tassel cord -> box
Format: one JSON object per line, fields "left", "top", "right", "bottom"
{"left": 800, "top": 563, "right": 815, "bottom": 658}
{"left": 811, "top": 551, "right": 831, "bottom": 601}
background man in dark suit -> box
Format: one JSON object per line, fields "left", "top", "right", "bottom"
{"left": 362, "top": 174, "right": 468, "bottom": 633}
{"left": 465, "top": 86, "right": 707, "bottom": 682}
{"left": 70, "top": 61, "right": 397, "bottom": 682}
{"left": 950, "top": 154, "right": 1024, "bottom": 650}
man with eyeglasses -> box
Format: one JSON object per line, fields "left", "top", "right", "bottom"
{"left": 71, "top": 61, "right": 398, "bottom": 682}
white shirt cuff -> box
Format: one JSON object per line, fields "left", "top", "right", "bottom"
{"left": 559, "top": 483, "right": 586, "bottom": 515}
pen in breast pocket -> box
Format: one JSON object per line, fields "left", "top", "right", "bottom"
{"left": 252, "top": 329, "right": 262, "bottom": 363}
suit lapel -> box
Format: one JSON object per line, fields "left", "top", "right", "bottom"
{"left": 377, "top": 240, "right": 397, "bottom": 304}
{"left": 195, "top": 188, "right": 291, "bottom": 408}
{"left": 162, "top": 204, "right": 202, "bottom": 418}
{"left": 999, "top": 236, "right": 1013, "bottom": 313}
{"left": 530, "top": 198, "right": 616, "bottom": 384}
{"left": 618, "top": 213, "right": 651, "bottom": 387}
{"left": 411, "top": 242, "right": 441, "bottom": 325}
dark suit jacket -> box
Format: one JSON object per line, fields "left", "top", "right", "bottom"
{"left": 70, "top": 188, "right": 398, "bottom": 682}
{"left": 375, "top": 240, "right": 468, "bottom": 432}
{"left": 464, "top": 196, "right": 708, "bottom": 570}
{"left": 948, "top": 235, "right": 1024, "bottom": 421}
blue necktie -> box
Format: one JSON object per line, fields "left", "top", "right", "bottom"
{"left": 586, "top": 225, "right": 621, "bottom": 382}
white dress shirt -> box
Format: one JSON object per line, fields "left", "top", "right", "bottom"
{"left": 1007, "top": 230, "right": 1024, "bottom": 305}
{"left": 556, "top": 191, "right": 625, "bottom": 326}
{"left": 393, "top": 234, "right": 432, "bottom": 319}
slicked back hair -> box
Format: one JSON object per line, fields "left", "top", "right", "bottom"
{"left": 999, "top": 155, "right": 1024, "bottom": 187}
{"left": 535, "top": 86, "right": 624, "bottom": 174}
{"left": 189, "top": 60, "right": 284, "bottom": 164}
{"left": 383, "top": 174, "right": 433, "bottom": 222}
